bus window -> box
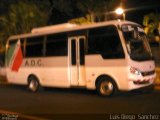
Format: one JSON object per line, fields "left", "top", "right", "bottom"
{"left": 25, "top": 36, "right": 44, "bottom": 57}
{"left": 71, "top": 40, "right": 76, "bottom": 65}
{"left": 122, "top": 25, "right": 152, "bottom": 61}
{"left": 80, "top": 38, "right": 85, "bottom": 65}
{"left": 20, "top": 39, "right": 25, "bottom": 56}
{"left": 88, "top": 25, "right": 125, "bottom": 59}
{"left": 8, "top": 40, "right": 17, "bottom": 48}
{"left": 46, "top": 33, "right": 67, "bottom": 56}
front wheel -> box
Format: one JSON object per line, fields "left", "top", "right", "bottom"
{"left": 28, "top": 76, "right": 41, "bottom": 92}
{"left": 96, "top": 77, "right": 117, "bottom": 97}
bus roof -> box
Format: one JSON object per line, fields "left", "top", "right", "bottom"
{"left": 8, "top": 20, "right": 139, "bottom": 41}
{"left": 31, "top": 23, "right": 78, "bottom": 34}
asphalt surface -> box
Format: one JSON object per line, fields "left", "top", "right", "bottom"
{"left": 0, "top": 84, "right": 160, "bottom": 120}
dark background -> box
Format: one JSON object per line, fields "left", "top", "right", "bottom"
{"left": 124, "top": 0, "right": 160, "bottom": 25}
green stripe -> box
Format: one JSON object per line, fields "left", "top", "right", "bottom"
{"left": 7, "top": 42, "right": 17, "bottom": 66}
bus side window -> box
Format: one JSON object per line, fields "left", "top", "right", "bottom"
{"left": 45, "top": 33, "right": 67, "bottom": 56}
{"left": 8, "top": 40, "right": 17, "bottom": 49}
{"left": 88, "top": 25, "right": 125, "bottom": 59}
{"left": 20, "top": 39, "right": 25, "bottom": 57}
{"left": 25, "top": 36, "right": 44, "bottom": 57}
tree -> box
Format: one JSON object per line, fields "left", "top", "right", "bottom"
{"left": 68, "top": 15, "right": 92, "bottom": 24}
{"left": 76, "top": 0, "right": 119, "bottom": 22}
{"left": 49, "top": 0, "right": 73, "bottom": 16}
{"left": 48, "top": 0, "right": 75, "bottom": 24}
{"left": 143, "top": 13, "right": 160, "bottom": 42}
{"left": 0, "top": 1, "right": 49, "bottom": 44}
{"left": 143, "top": 13, "right": 160, "bottom": 34}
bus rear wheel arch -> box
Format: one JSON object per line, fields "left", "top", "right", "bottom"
{"left": 96, "top": 75, "right": 118, "bottom": 97}
{"left": 28, "top": 75, "right": 41, "bottom": 92}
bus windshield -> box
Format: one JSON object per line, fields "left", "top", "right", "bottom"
{"left": 122, "top": 24, "right": 152, "bottom": 61}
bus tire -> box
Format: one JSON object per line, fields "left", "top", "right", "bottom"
{"left": 28, "top": 76, "right": 41, "bottom": 92}
{"left": 96, "top": 76, "right": 117, "bottom": 97}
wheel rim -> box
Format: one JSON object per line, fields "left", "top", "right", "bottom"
{"left": 29, "top": 79, "right": 38, "bottom": 92}
{"left": 100, "top": 81, "right": 114, "bottom": 96}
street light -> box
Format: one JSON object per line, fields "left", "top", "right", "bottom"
{"left": 115, "top": 7, "right": 125, "bottom": 20}
{"left": 115, "top": 8, "right": 124, "bottom": 15}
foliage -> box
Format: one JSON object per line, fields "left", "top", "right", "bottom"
{"left": 48, "top": 0, "right": 120, "bottom": 23}
{"left": 49, "top": 0, "right": 73, "bottom": 16}
{"left": 0, "top": 1, "right": 49, "bottom": 45}
{"left": 69, "top": 15, "right": 93, "bottom": 24}
{"left": 76, "top": 0, "right": 119, "bottom": 22}
{"left": 0, "top": 0, "right": 120, "bottom": 50}
{"left": 143, "top": 13, "right": 160, "bottom": 38}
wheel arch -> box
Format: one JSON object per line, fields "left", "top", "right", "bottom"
{"left": 95, "top": 74, "right": 119, "bottom": 90}
{"left": 27, "top": 74, "right": 41, "bottom": 85}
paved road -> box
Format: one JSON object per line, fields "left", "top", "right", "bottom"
{"left": 0, "top": 84, "right": 160, "bottom": 120}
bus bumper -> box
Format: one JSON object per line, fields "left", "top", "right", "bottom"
{"left": 127, "top": 73, "right": 156, "bottom": 91}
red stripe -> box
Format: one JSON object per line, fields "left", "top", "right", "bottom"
{"left": 11, "top": 47, "right": 23, "bottom": 72}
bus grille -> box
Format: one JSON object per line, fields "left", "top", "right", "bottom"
{"left": 141, "top": 70, "right": 155, "bottom": 76}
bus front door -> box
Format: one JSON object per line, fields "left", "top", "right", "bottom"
{"left": 69, "top": 36, "right": 86, "bottom": 87}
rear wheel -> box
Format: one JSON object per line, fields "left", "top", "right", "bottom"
{"left": 96, "top": 76, "right": 117, "bottom": 97}
{"left": 28, "top": 76, "right": 41, "bottom": 92}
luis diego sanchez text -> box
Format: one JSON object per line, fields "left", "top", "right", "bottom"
{"left": 109, "top": 114, "right": 160, "bottom": 120}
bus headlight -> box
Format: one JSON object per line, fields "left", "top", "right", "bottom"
{"left": 130, "top": 67, "right": 142, "bottom": 76}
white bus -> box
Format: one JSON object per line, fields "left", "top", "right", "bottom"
{"left": 5, "top": 20, "right": 156, "bottom": 96}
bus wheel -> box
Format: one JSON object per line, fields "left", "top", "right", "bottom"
{"left": 28, "top": 76, "right": 40, "bottom": 92}
{"left": 96, "top": 76, "right": 117, "bottom": 97}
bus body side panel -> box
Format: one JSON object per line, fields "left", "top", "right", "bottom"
{"left": 40, "top": 57, "right": 69, "bottom": 87}
{"left": 6, "top": 67, "right": 28, "bottom": 85}
{"left": 6, "top": 57, "right": 70, "bottom": 88}
{"left": 85, "top": 55, "right": 128, "bottom": 90}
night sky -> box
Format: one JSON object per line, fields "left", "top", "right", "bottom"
{"left": 49, "top": 0, "right": 160, "bottom": 25}
{"left": 0, "top": 0, "right": 160, "bottom": 27}
{"left": 123, "top": 0, "right": 160, "bottom": 25}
